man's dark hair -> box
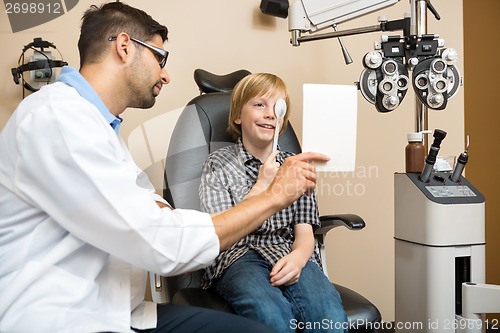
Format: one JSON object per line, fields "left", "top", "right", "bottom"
{"left": 78, "top": 2, "right": 168, "bottom": 68}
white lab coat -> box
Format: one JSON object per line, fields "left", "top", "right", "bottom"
{"left": 0, "top": 83, "right": 219, "bottom": 332}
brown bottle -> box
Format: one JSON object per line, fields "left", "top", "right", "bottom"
{"left": 405, "top": 132, "right": 425, "bottom": 173}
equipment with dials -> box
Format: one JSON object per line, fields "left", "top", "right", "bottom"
{"left": 395, "top": 129, "right": 500, "bottom": 333}
{"left": 394, "top": 170, "right": 486, "bottom": 333}
{"left": 358, "top": 34, "right": 461, "bottom": 113}
{"left": 261, "top": 0, "right": 462, "bottom": 113}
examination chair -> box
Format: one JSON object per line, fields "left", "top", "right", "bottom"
{"left": 159, "top": 69, "right": 382, "bottom": 332}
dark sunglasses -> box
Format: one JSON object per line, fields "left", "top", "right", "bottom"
{"left": 108, "top": 36, "right": 168, "bottom": 68}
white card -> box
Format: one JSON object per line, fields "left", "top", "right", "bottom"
{"left": 302, "top": 84, "right": 358, "bottom": 172}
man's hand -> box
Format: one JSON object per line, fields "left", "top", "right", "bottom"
{"left": 266, "top": 152, "right": 329, "bottom": 209}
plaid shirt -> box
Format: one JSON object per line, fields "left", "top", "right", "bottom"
{"left": 199, "top": 139, "right": 322, "bottom": 289}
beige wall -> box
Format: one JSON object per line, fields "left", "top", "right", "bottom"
{"left": 463, "top": 0, "right": 500, "bottom": 323}
{"left": 0, "top": 1, "right": 465, "bottom": 321}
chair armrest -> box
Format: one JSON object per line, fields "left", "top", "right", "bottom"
{"left": 315, "top": 214, "right": 365, "bottom": 236}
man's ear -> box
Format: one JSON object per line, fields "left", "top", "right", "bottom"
{"left": 114, "top": 33, "right": 131, "bottom": 63}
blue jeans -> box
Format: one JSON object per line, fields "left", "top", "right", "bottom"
{"left": 214, "top": 251, "right": 347, "bottom": 333}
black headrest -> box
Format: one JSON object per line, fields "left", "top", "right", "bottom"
{"left": 194, "top": 68, "right": 251, "bottom": 94}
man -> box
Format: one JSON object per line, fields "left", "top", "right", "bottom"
{"left": 0, "top": 2, "right": 328, "bottom": 333}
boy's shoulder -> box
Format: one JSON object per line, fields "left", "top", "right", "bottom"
{"left": 206, "top": 143, "right": 239, "bottom": 164}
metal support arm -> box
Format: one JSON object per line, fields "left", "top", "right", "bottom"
{"left": 291, "top": 18, "right": 408, "bottom": 46}
{"left": 456, "top": 282, "right": 500, "bottom": 333}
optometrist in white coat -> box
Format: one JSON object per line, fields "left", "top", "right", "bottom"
{"left": 0, "top": 3, "right": 328, "bottom": 333}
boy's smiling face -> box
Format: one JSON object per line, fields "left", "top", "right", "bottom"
{"left": 235, "top": 93, "right": 286, "bottom": 152}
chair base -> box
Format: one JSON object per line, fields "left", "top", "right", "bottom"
{"left": 334, "top": 283, "right": 382, "bottom": 332}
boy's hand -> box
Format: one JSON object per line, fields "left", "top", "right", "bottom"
{"left": 254, "top": 150, "right": 280, "bottom": 192}
{"left": 269, "top": 252, "right": 303, "bottom": 286}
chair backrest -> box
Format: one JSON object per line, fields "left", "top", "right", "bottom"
{"left": 162, "top": 69, "right": 301, "bottom": 299}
